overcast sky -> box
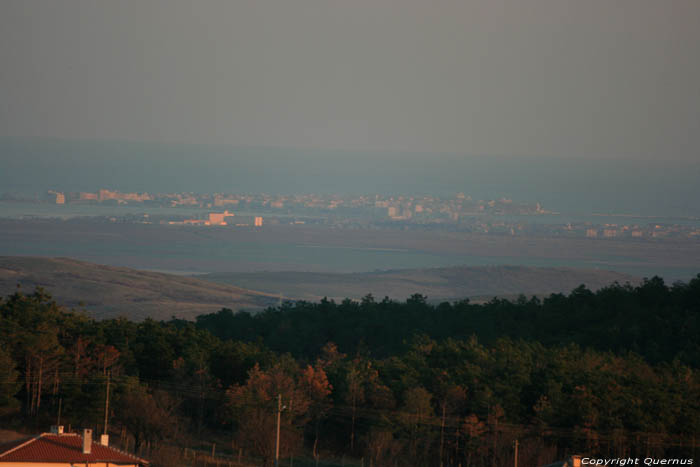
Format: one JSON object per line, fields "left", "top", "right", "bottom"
{"left": 1, "top": 0, "right": 699, "bottom": 160}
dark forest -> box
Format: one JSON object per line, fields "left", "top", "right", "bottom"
{"left": 1, "top": 275, "right": 698, "bottom": 466}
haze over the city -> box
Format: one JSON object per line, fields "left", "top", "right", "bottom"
{"left": 3, "top": 1, "right": 700, "bottom": 216}
{"left": 2, "top": 1, "right": 699, "bottom": 156}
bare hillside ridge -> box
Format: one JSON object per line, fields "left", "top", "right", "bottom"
{"left": 0, "top": 256, "right": 279, "bottom": 320}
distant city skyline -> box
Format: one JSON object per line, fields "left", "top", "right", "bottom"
{"left": 2, "top": 139, "right": 699, "bottom": 218}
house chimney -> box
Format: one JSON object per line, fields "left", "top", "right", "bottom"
{"left": 100, "top": 434, "right": 109, "bottom": 446}
{"left": 50, "top": 425, "right": 64, "bottom": 434}
{"left": 82, "top": 429, "right": 92, "bottom": 454}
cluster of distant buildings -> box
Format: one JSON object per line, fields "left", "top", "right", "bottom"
{"left": 46, "top": 190, "right": 264, "bottom": 227}
{"left": 166, "top": 210, "right": 263, "bottom": 227}
{"left": 582, "top": 223, "right": 696, "bottom": 239}
{"left": 49, "top": 189, "right": 152, "bottom": 204}
{"left": 375, "top": 193, "right": 550, "bottom": 221}
{"left": 37, "top": 189, "right": 700, "bottom": 239}
{"left": 45, "top": 189, "right": 548, "bottom": 220}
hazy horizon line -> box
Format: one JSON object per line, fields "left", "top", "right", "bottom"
{"left": 3, "top": 135, "right": 698, "bottom": 165}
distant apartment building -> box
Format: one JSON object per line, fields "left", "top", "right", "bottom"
{"left": 174, "top": 211, "right": 234, "bottom": 226}
{"left": 208, "top": 210, "right": 234, "bottom": 226}
{"left": 387, "top": 206, "right": 399, "bottom": 218}
{"left": 48, "top": 191, "right": 65, "bottom": 204}
{"left": 169, "top": 194, "right": 198, "bottom": 206}
{"left": 214, "top": 195, "right": 239, "bottom": 207}
{"left": 99, "top": 189, "right": 117, "bottom": 201}
{"left": 586, "top": 229, "right": 598, "bottom": 238}
{"left": 183, "top": 219, "right": 207, "bottom": 225}
{"left": 603, "top": 229, "right": 618, "bottom": 238}
{"left": 79, "top": 192, "right": 98, "bottom": 201}
{"left": 254, "top": 216, "right": 263, "bottom": 227}
{"left": 99, "top": 189, "right": 152, "bottom": 203}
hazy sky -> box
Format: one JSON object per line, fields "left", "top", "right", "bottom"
{"left": 1, "top": 0, "right": 699, "bottom": 160}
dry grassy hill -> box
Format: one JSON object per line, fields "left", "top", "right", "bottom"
{"left": 0, "top": 257, "right": 640, "bottom": 320}
{"left": 0, "top": 257, "right": 279, "bottom": 320}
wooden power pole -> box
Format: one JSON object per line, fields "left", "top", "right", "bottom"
{"left": 275, "top": 394, "right": 282, "bottom": 467}
{"left": 103, "top": 371, "right": 111, "bottom": 434}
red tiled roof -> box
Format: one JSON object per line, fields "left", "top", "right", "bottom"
{"left": 0, "top": 437, "right": 29, "bottom": 455}
{"left": 0, "top": 433, "right": 148, "bottom": 465}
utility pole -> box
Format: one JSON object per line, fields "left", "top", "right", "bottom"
{"left": 439, "top": 404, "right": 446, "bottom": 467}
{"left": 289, "top": 399, "right": 294, "bottom": 467}
{"left": 103, "top": 371, "right": 111, "bottom": 434}
{"left": 513, "top": 439, "right": 518, "bottom": 467}
{"left": 57, "top": 397, "right": 62, "bottom": 426}
{"left": 275, "top": 394, "right": 282, "bottom": 467}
